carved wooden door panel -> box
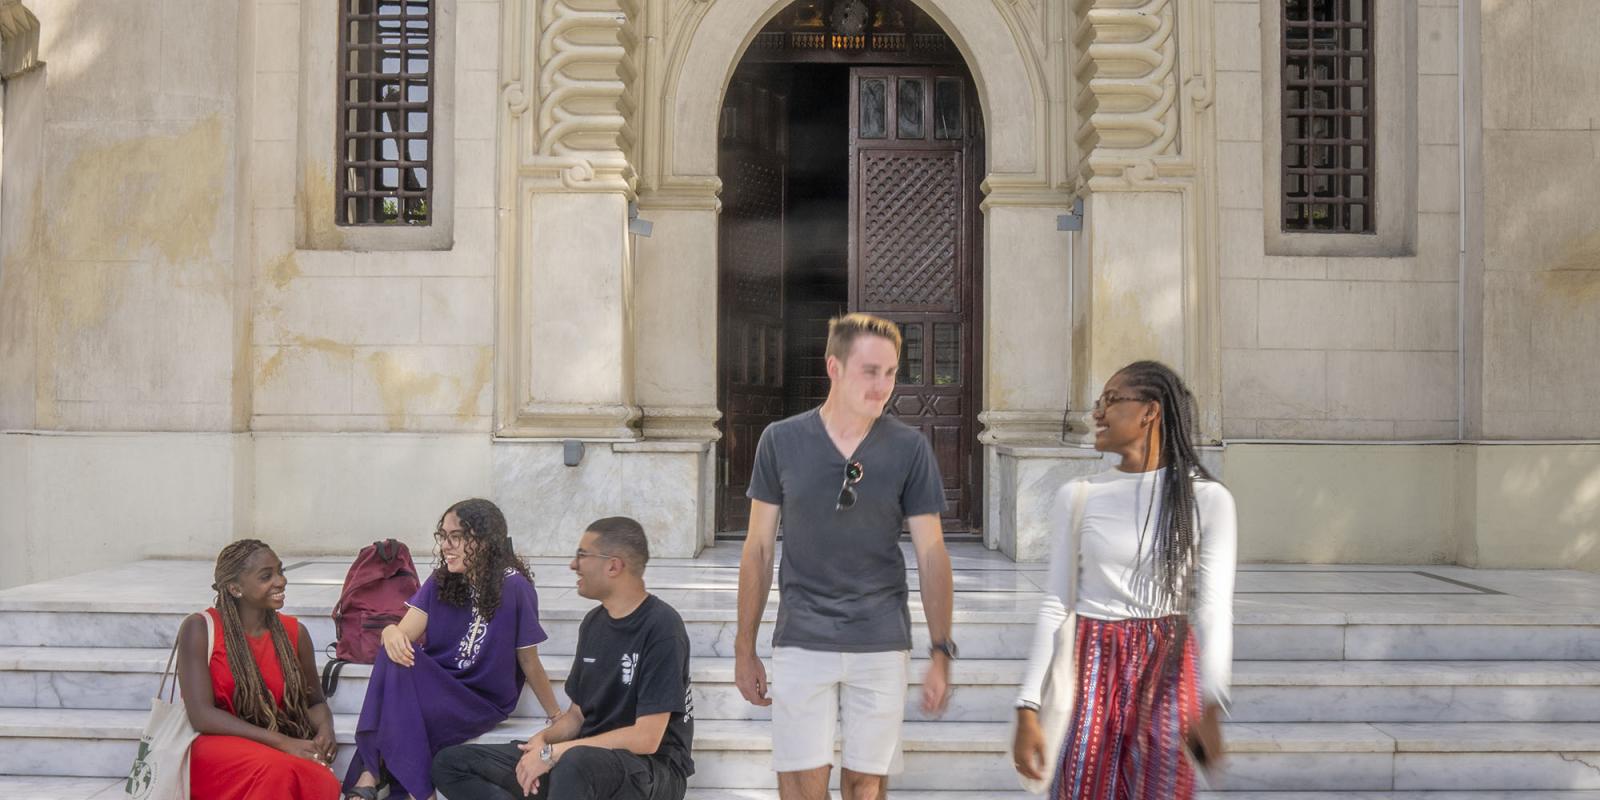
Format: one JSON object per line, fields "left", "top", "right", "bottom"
{"left": 849, "top": 66, "right": 981, "bottom": 533}
{"left": 717, "top": 77, "right": 789, "bottom": 532}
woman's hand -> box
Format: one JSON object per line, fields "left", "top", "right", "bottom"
{"left": 381, "top": 624, "right": 416, "bottom": 667}
{"left": 1186, "top": 703, "right": 1226, "bottom": 771}
{"left": 312, "top": 725, "right": 338, "bottom": 766}
{"left": 1012, "top": 708, "right": 1047, "bottom": 781}
{"left": 277, "top": 736, "right": 324, "bottom": 762}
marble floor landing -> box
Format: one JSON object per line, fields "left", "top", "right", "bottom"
{"left": 3, "top": 543, "right": 1600, "bottom": 626}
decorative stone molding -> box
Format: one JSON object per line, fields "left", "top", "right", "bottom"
{"left": 0, "top": 0, "right": 41, "bottom": 80}
{"left": 505, "top": 0, "right": 640, "bottom": 192}
{"left": 638, "top": 405, "right": 722, "bottom": 441}
{"left": 979, "top": 410, "right": 1082, "bottom": 446}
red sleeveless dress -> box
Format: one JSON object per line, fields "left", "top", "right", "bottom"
{"left": 189, "top": 607, "right": 341, "bottom": 800}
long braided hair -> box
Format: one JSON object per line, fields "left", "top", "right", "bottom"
{"left": 212, "top": 539, "right": 316, "bottom": 739}
{"left": 1114, "top": 362, "right": 1220, "bottom": 745}
{"left": 434, "top": 498, "right": 531, "bottom": 620}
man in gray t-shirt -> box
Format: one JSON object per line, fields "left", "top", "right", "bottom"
{"left": 734, "top": 313, "right": 957, "bottom": 800}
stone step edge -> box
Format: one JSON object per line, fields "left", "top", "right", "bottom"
{"left": 6, "top": 603, "right": 1600, "bottom": 627}
{"left": 6, "top": 647, "right": 1600, "bottom": 687}
{"left": 3, "top": 712, "right": 1600, "bottom": 755}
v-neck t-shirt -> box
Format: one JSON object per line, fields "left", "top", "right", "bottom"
{"left": 747, "top": 407, "right": 947, "bottom": 652}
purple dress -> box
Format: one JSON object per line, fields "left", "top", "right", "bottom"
{"left": 345, "top": 570, "right": 547, "bottom": 799}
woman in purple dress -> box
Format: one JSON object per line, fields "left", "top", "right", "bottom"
{"left": 343, "top": 498, "right": 562, "bottom": 799}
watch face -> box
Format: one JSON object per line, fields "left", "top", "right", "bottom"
{"left": 831, "top": 0, "right": 868, "bottom": 36}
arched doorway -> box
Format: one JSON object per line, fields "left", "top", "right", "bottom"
{"left": 714, "top": 0, "right": 985, "bottom": 537}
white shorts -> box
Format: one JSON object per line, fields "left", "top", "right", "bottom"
{"left": 769, "top": 646, "right": 910, "bottom": 775}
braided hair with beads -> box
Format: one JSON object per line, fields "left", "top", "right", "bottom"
{"left": 433, "top": 498, "right": 532, "bottom": 620}
{"left": 212, "top": 539, "right": 316, "bottom": 739}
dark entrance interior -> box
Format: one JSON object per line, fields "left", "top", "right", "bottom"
{"left": 716, "top": 0, "right": 984, "bottom": 537}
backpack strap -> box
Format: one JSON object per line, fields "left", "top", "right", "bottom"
{"left": 376, "top": 539, "right": 396, "bottom": 562}
{"left": 320, "top": 658, "right": 349, "bottom": 698}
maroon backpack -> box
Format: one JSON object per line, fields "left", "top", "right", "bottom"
{"left": 320, "top": 539, "right": 420, "bottom": 695}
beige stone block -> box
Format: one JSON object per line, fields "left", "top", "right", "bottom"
{"left": 155, "top": 0, "right": 236, "bottom": 120}
{"left": 1418, "top": 75, "right": 1459, "bottom": 146}
{"left": 456, "top": 2, "right": 501, "bottom": 72}
{"left": 1323, "top": 256, "right": 1417, "bottom": 283}
{"left": 1529, "top": 270, "right": 1600, "bottom": 414}
{"left": 1327, "top": 350, "right": 1456, "bottom": 421}
{"left": 1256, "top": 418, "right": 1397, "bottom": 440}
{"left": 1257, "top": 280, "right": 1395, "bottom": 350}
{"left": 1224, "top": 444, "right": 1459, "bottom": 564}
{"left": 1482, "top": 411, "right": 1600, "bottom": 439}
{"left": 254, "top": 208, "right": 296, "bottom": 263}
{"left": 456, "top": 70, "right": 500, "bottom": 140}
{"left": 256, "top": 277, "right": 422, "bottom": 345}
{"left": 253, "top": 72, "right": 299, "bottom": 143}
{"left": 1483, "top": 131, "right": 1600, "bottom": 274}
{"left": 254, "top": 2, "right": 302, "bottom": 73}
{"left": 1215, "top": 72, "right": 1262, "bottom": 143}
{"left": 251, "top": 140, "right": 296, "bottom": 210}
{"left": 1472, "top": 445, "right": 1600, "bottom": 570}
{"left": 41, "top": 260, "right": 235, "bottom": 421}
{"left": 1417, "top": 144, "right": 1461, "bottom": 214}
{"left": 1418, "top": 5, "right": 1459, "bottom": 75}
{"left": 1482, "top": 0, "right": 1600, "bottom": 131}
{"left": 1221, "top": 279, "right": 1257, "bottom": 349}
{"left": 1393, "top": 282, "right": 1459, "bottom": 351}
{"left": 1214, "top": 2, "right": 1263, "bottom": 74}
{"left": 252, "top": 344, "right": 354, "bottom": 415}
{"left": 1087, "top": 194, "right": 1184, "bottom": 391}
{"left": 1481, "top": 270, "right": 1532, "bottom": 415}
{"left": 253, "top": 433, "right": 492, "bottom": 553}
{"left": 1221, "top": 417, "right": 1258, "bottom": 439}
{"left": 1220, "top": 209, "right": 1266, "bottom": 278}
{"left": 1222, "top": 349, "right": 1327, "bottom": 419}
{"left": 1413, "top": 213, "right": 1463, "bottom": 283}
{"left": 252, "top": 413, "right": 491, "bottom": 434}
{"left": 1218, "top": 141, "right": 1264, "bottom": 210}
{"left": 351, "top": 345, "right": 495, "bottom": 424}
{"left": 454, "top": 138, "right": 496, "bottom": 211}
{"left": 421, "top": 277, "right": 494, "bottom": 345}
{"left": 34, "top": 0, "right": 162, "bottom": 123}
{"left": 1394, "top": 420, "right": 1457, "bottom": 439}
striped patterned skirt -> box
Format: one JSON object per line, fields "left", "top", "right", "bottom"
{"left": 1051, "top": 615, "right": 1201, "bottom": 800}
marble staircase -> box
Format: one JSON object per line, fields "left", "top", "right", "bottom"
{"left": 3, "top": 546, "right": 1600, "bottom": 797}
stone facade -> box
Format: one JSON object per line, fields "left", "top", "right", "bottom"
{"left": 1, "top": 0, "right": 1597, "bottom": 588}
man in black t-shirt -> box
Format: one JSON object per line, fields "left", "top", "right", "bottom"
{"left": 433, "top": 517, "right": 693, "bottom": 800}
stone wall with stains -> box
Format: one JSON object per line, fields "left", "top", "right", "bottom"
{"left": 248, "top": 0, "right": 499, "bottom": 436}
{"left": 1215, "top": 0, "right": 1464, "bottom": 441}
{"left": 1476, "top": 0, "right": 1600, "bottom": 439}
{"left": 0, "top": 0, "right": 244, "bottom": 431}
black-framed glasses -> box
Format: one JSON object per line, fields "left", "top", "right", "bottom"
{"left": 433, "top": 529, "right": 467, "bottom": 548}
{"left": 836, "top": 460, "right": 865, "bottom": 511}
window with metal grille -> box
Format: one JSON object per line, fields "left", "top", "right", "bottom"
{"left": 338, "top": 0, "right": 434, "bottom": 226}
{"left": 1281, "top": 0, "right": 1373, "bottom": 234}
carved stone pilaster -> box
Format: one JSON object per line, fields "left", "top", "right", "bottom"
{"left": 0, "top": 0, "right": 42, "bottom": 80}
{"left": 1073, "top": 0, "right": 1184, "bottom": 191}
{"left": 504, "top": 0, "right": 641, "bottom": 192}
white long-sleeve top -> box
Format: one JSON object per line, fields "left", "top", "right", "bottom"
{"left": 1015, "top": 468, "right": 1238, "bottom": 711}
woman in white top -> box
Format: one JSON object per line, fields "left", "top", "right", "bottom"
{"left": 1012, "top": 361, "right": 1236, "bottom": 799}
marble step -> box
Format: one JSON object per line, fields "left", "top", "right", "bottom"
{"left": 8, "top": 646, "right": 1600, "bottom": 724}
{"left": 2, "top": 783, "right": 1600, "bottom": 800}
{"left": 6, "top": 605, "right": 1600, "bottom": 662}
{"left": 5, "top": 709, "right": 1600, "bottom": 791}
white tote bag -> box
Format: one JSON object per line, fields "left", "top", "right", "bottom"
{"left": 1016, "top": 480, "right": 1088, "bottom": 795}
{"left": 125, "top": 612, "right": 214, "bottom": 800}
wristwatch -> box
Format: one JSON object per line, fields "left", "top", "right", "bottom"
{"left": 929, "top": 639, "right": 960, "bottom": 660}
{"left": 540, "top": 742, "right": 556, "bottom": 765}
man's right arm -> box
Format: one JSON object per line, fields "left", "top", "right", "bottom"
{"left": 734, "top": 499, "right": 779, "bottom": 706}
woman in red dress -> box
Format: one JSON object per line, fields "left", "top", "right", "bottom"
{"left": 177, "top": 539, "right": 341, "bottom": 799}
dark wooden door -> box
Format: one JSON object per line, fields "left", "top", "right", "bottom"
{"left": 716, "top": 76, "right": 789, "bottom": 532}
{"left": 848, "top": 66, "right": 982, "bottom": 533}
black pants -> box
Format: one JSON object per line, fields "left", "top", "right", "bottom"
{"left": 432, "top": 742, "right": 686, "bottom": 800}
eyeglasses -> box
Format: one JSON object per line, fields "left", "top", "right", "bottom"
{"left": 1092, "top": 393, "right": 1144, "bottom": 414}
{"left": 574, "top": 548, "right": 620, "bottom": 562}
{"left": 433, "top": 530, "right": 468, "bottom": 548}
{"left": 836, "top": 460, "right": 865, "bottom": 511}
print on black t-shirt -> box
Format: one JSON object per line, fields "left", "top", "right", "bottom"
{"left": 564, "top": 594, "right": 695, "bottom": 779}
